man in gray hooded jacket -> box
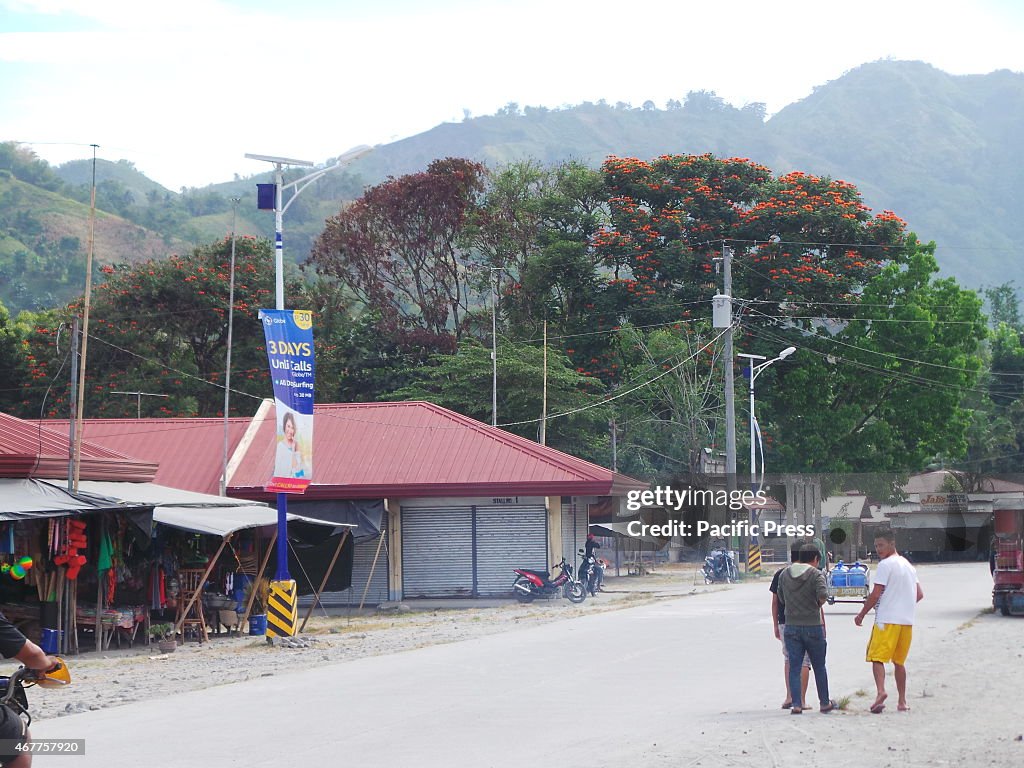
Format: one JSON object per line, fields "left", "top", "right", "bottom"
{"left": 778, "top": 543, "right": 836, "bottom": 714}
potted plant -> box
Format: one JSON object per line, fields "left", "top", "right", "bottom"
{"left": 150, "top": 623, "right": 177, "bottom": 653}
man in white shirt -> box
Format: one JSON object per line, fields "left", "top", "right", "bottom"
{"left": 855, "top": 527, "right": 924, "bottom": 714}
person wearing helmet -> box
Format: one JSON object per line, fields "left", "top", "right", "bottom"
{"left": 0, "top": 611, "right": 61, "bottom": 767}
{"left": 584, "top": 534, "right": 605, "bottom": 593}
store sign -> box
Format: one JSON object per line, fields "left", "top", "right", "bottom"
{"left": 260, "top": 309, "right": 315, "bottom": 493}
{"left": 920, "top": 493, "right": 968, "bottom": 514}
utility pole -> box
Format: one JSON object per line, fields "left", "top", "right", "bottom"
{"left": 221, "top": 198, "right": 240, "bottom": 496}
{"left": 66, "top": 319, "right": 79, "bottom": 492}
{"left": 491, "top": 267, "right": 498, "bottom": 427}
{"left": 72, "top": 144, "right": 98, "bottom": 492}
{"left": 722, "top": 242, "right": 737, "bottom": 497}
{"left": 539, "top": 319, "right": 547, "bottom": 445}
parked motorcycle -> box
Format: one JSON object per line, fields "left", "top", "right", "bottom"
{"left": 702, "top": 543, "right": 738, "bottom": 584}
{"left": 512, "top": 558, "right": 587, "bottom": 603}
{"left": 578, "top": 548, "right": 606, "bottom": 596}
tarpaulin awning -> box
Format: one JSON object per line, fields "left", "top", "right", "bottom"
{"left": 0, "top": 478, "right": 150, "bottom": 520}
{"left": 589, "top": 522, "right": 665, "bottom": 545}
{"left": 153, "top": 506, "right": 352, "bottom": 537}
{"left": 73, "top": 481, "right": 351, "bottom": 538}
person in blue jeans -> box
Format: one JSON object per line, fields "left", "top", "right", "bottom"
{"left": 778, "top": 543, "right": 837, "bottom": 714}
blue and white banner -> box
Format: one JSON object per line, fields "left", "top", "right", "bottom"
{"left": 259, "top": 309, "right": 315, "bottom": 493}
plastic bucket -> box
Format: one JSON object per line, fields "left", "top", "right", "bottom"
{"left": 40, "top": 628, "right": 62, "bottom": 654}
{"left": 248, "top": 614, "right": 267, "bottom": 636}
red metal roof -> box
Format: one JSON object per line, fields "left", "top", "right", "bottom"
{"left": 0, "top": 412, "right": 157, "bottom": 481}
{"left": 43, "top": 418, "right": 251, "bottom": 495}
{"left": 228, "top": 401, "right": 648, "bottom": 500}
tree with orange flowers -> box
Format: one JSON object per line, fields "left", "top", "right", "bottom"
{"left": 20, "top": 237, "right": 288, "bottom": 418}
{"left": 592, "top": 154, "right": 986, "bottom": 476}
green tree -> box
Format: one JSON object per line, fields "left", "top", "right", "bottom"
{"left": 22, "top": 237, "right": 294, "bottom": 418}
{"left": 764, "top": 245, "right": 986, "bottom": 474}
{"left": 0, "top": 300, "right": 28, "bottom": 413}
{"left": 611, "top": 324, "right": 725, "bottom": 481}
{"left": 388, "top": 339, "right": 610, "bottom": 463}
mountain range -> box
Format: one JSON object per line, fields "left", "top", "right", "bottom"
{"left": 2, "top": 59, "right": 1021, "bottom": 314}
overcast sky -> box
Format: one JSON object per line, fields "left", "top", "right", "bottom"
{"left": 2, "top": 0, "right": 1023, "bottom": 190}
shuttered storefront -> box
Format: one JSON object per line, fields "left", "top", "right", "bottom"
{"left": 475, "top": 505, "right": 547, "bottom": 596}
{"left": 400, "top": 502, "right": 547, "bottom": 598}
{"left": 401, "top": 507, "right": 474, "bottom": 598}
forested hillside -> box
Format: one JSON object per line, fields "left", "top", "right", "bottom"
{"left": 3, "top": 59, "right": 1021, "bottom": 308}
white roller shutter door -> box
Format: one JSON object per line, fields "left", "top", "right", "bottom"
{"left": 401, "top": 507, "right": 474, "bottom": 598}
{"left": 475, "top": 505, "right": 548, "bottom": 596}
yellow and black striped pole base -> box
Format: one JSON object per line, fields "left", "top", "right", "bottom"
{"left": 266, "top": 579, "right": 298, "bottom": 637}
{"left": 747, "top": 544, "right": 762, "bottom": 575}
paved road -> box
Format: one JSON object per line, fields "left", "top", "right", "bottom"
{"left": 34, "top": 562, "right": 993, "bottom": 767}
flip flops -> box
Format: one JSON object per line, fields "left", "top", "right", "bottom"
{"left": 790, "top": 707, "right": 803, "bottom": 715}
{"left": 820, "top": 700, "right": 838, "bottom": 714}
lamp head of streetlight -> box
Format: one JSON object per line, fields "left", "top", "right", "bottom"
{"left": 332, "top": 145, "right": 374, "bottom": 165}
{"left": 778, "top": 346, "right": 797, "bottom": 360}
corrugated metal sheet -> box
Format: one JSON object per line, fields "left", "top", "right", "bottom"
{"left": 475, "top": 505, "right": 547, "bottom": 597}
{"left": 2, "top": 413, "right": 125, "bottom": 458}
{"left": 401, "top": 506, "right": 474, "bottom": 598}
{"left": 1, "top": 412, "right": 157, "bottom": 481}
{"left": 228, "top": 402, "right": 647, "bottom": 500}
{"left": 43, "top": 418, "right": 251, "bottom": 494}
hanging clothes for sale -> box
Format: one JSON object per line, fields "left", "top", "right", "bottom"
{"left": 97, "top": 528, "right": 114, "bottom": 572}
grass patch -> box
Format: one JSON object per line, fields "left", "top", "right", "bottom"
{"left": 837, "top": 695, "right": 852, "bottom": 710}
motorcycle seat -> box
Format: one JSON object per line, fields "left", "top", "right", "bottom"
{"left": 519, "top": 569, "right": 550, "bottom": 580}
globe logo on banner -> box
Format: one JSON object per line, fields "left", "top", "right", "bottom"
{"left": 259, "top": 309, "right": 315, "bottom": 493}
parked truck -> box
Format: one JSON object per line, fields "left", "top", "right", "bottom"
{"left": 992, "top": 507, "right": 1024, "bottom": 616}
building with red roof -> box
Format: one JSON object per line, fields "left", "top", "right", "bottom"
{"left": 44, "top": 400, "right": 648, "bottom": 602}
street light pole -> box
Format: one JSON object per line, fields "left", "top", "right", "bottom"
{"left": 245, "top": 145, "right": 373, "bottom": 309}
{"left": 243, "top": 145, "right": 373, "bottom": 587}
{"left": 738, "top": 346, "right": 796, "bottom": 492}
{"left": 737, "top": 346, "right": 796, "bottom": 574}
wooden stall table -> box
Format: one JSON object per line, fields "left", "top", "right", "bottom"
{"left": 76, "top": 606, "right": 148, "bottom": 650}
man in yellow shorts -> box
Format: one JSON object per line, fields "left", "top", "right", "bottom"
{"left": 855, "top": 527, "right": 924, "bottom": 713}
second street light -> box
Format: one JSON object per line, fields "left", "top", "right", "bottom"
{"left": 738, "top": 345, "right": 796, "bottom": 574}
{"left": 738, "top": 346, "right": 796, "bottom": 491}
